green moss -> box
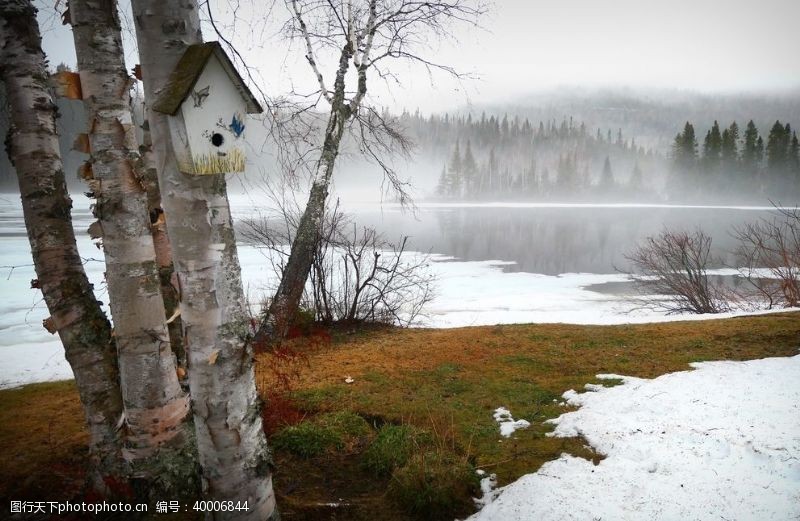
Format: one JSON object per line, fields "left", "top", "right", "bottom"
{"left": 291, "top": 386, "right": 346, "bottom": 411}
{"left": 388, "top": 451, "right": 479, "bottom": 520}
{"left": 361, "top": 425, "right": 428, "bottom": 476}
{"left": 130, "top": 424, "right": 201, "bottom": 502}
{"left": 271, "top": 422, "right": 339, "bottom": 458}
{"left": 270, "top": 411, "right": 370, "bottom": 458}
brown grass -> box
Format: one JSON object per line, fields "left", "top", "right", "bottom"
{"left": 1, "top": 312, "right": 797, "bottom": 519}
{"left": 0, "top": 381, "right": 88, "bottom": 503}
{"left": 257, "top": 312, "right": 800, "bottom": 518}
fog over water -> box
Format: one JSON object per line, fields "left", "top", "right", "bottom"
{"left": 331, "top": 204, "right": 780, "bottom": 275}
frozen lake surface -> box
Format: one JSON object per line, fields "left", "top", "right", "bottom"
{"left": 0, "top": 192, "right": 786, "bottom": 388}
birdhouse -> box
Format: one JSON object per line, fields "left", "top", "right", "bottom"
{"left": 152, "top": 42, "right": 262, "bottom": 175}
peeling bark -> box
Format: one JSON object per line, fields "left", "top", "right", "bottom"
{"left": 67, "top": 0, "right": 195, "bottom": 493}
{"left": 134, "top": 103, "right": 186, "bottom": 369}
{"left": 0, "top": 0, "right": 125, "bottom": 491}
{"left": 131, "top": 0, "right": 277, "bottom": 518}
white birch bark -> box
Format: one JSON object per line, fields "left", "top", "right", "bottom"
{"left": 266, "top": 4, "right": 371, "bottom": 338}
{"left": 0, "top": 0, "right": 125, "bottom": 491}
{"left": 66, "top": 0, "right": 194, "bottom": 489}
{"left": 131, "top": 1, "right": 277, "bottom": 518}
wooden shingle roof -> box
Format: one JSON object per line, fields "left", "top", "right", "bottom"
{"left": 152, "top": 41, "right": 262, "bottom": 115}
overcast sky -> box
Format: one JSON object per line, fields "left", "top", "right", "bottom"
{"left": 36, "top": 0, "right": 800, "bottom": 114}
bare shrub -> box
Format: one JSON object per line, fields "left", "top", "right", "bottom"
{"left": 733, "top": 206, "right": 800, "bottom": 308}
{"left": 241, "top": 187, "right": 435, "bottom": 327}
{"left": 309, "top": 209, "right": 434, "bottom": 325}
{"left": 624, "top": 229, "right": 732, "bottom": 314}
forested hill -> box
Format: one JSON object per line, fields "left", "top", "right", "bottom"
{"left": 394, "top": 89, "right": 800, "bottom": 204}
{"left": 2, "top": 86, "right": 798, "bottom": 204}
{"left": 399, "top": 110, "right": 661, "bottom": 201}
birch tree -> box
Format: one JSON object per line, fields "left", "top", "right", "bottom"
{"left": 64, "top": 0, "right": 195, "bottom": 492}
{"left": 131, "top": 0, "right": 277, "bottom": 517}
{"left": 264, "top": 0, "right": 486, "bottom": 338}
{"left": 0, "top": 0, "right": 125, "bottom": 491}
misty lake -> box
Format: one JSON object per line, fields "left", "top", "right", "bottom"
{"left": 0, "top": 193, "right": 783, "bottom": 387}
{"left": 332, "top": 202, "right": 778, "bottom": 275}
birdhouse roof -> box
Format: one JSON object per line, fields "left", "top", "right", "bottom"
{"left": 152, "top": 41, "right": 263, "bottom": 115}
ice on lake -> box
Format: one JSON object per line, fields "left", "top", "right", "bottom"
{"left": 0, "top": 193, "right": 787, "bottom": 388}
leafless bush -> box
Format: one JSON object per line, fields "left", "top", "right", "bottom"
{"left": 733, "top": 207, "right": 800, "bottom": 308}
{"left": 241, "top": 185, "right": 435, "bottom": 326}
{"left": 309, "top": 209, "right": 434, "bottom": 325}
{"left": 624, "top": 229, "right": 732, "bottom": 314}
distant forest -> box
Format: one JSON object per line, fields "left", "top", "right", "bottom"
{"left": 2, "top": 85, "right": 799, "bottom": 204}
{"left": 399, "top": 110, "right": 658, "bottom": 201}
{"left": 671, "top": 120, "right": 799, "bottom": 201}
{"left": 397, "top": 110, "right": 800, "bottom": 203}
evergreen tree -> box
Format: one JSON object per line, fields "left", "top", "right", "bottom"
{"left": 741, "top": 120, "right": 761, "bottom": 172}
{"left": 629, "top": 161, "right": 643, "bottom": 191}
{"left": 721, "top": 121, "right": 739, "bottom": 170}
{"left": 600, "top": 156, "right": 615, "bottom": 189}
{"left": 672, "top": 122, "right": 698, "bottom": 170}
{"left": 702, "top": 120, "right": 722, "bottom": 170}
{"left": 524, "top": 157, "right": 537, "bottom": 194}
{"left": 766, "top": 120, "right": 788, "bottom": 172}
{"left": 436, "top": 165, "right": 447, "bottom": 196}
{"left": 670, "top": 122, "right": 698, "bottom": 195}
{"left": 487, "top": 147, "right": 497, "bottom": 193}
{"left": 448, "top": 140, "right": 463, "bottom": 197}
{"left": 462, "top": 140, "right": 477, "bottom": 194}
{"left": 791, "top": 132, "right": 800, "bottom": 194}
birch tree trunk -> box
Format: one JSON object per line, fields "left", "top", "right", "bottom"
{"left": 138, "top": 121, "right": 186, "bottom": 372}
{"left": 267, "top": 103, "right": 348, "bottom": 338}
{"left": 0, "top": 0, "right": 125, "bottom": 491}
{"left": 66, "top": 0, "right": 196, "bottom": 494}
{"left": 266, "top": 43, "right": 353, "bottom": 340}
{"left": 131, "top": 1, "right": 277, "bottom": 517}
{"left": 131, "top": 87, "right": 186, "bottom": 369}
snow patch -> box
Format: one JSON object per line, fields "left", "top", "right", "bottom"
{"left": 469, "top": 355, "right": 800, "bottom": 521}
{"left": 493, "top": 407, "right": 530, "bottom": 438}
{"left": 473, "top": 472, "right": 499, "bottom": 508}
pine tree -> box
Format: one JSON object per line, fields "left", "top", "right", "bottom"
{"left": 741, "top": 120, "right": 760, "bottom": 172}
{"left": 670, "top": 122, "right": 697, "bottom": 195}
{"left": 756, "top": 136, "right": 765, "bottom": 164}
{"left": 629, "top": 161, "right": 643, "bottom": 191}
{"left": 448, "top": 140, "right": 463, "bottom": 197}
{"left": 487, "top": 147, "right": 497, "bottom": 193}
{"left": 672, "top": 122, "right": 698, "bottom": 170}
{"left": 462, "top": 140, "right": 477, "bottom": 195}
{"left": 600, "top": 156, "right": 615, "bottom": 189}
{"left": 436, "top": 165, "right": 448, "bottom": 196}
{"left": 721, "top": 121, "right": 739, "bottom": 170}
{"left": 702, "top": 120, "right": 722, "bottom": 170}
{"left": 791, "top": 132, "right": 800, "bottom": 195}
{"left": 766, "top": 120, "right": 788, "bottom": 172}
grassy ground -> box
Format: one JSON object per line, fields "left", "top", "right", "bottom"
{"left": 2, "top": 313, "right": 798, "bottom": 520}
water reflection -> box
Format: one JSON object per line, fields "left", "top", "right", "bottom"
{"left": 348, "top": 205, "right": 779, "bottom": 275}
